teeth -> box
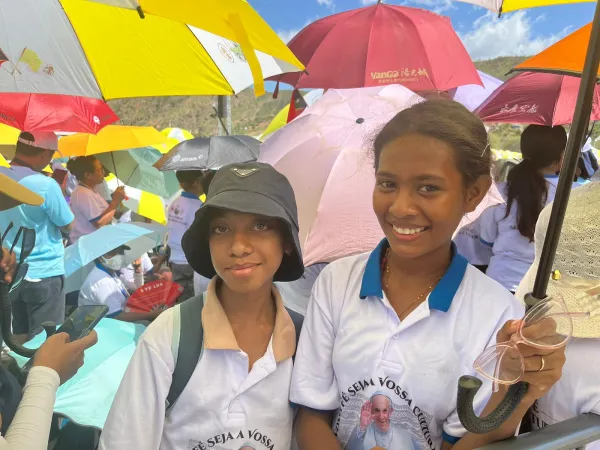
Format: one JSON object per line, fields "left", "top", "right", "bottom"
{"left": 392, "top": 226, "right": 426, "bottom": 235}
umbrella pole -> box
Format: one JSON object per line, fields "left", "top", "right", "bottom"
{"left": 531, "top": 3, "right": 600, "bottom": 300}
{"left": 111, "top": 152, "right": 120, "bottom": 187}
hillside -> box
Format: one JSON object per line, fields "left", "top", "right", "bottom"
{"left": 109, "top": 56, "right": 527, "bottom": 142}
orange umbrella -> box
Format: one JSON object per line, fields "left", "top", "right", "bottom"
{"left": 513, "top": 23, "right": 594, "bottom": 77}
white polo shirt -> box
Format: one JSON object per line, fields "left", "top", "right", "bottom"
{"left": 78, "top": 265, "right": 129, "bottom": 317}
{"left": 290, "top": 239, "right": 524, "bottom": 449}
{"left": 167, "top": 192, "right": 203, "bottom": 265}
{"left": 70, "top": 184, "right": 110, "bottom": 244}
{"left": 99, "top": 279, "right": 297, "bottom": 450}
{"left": 531, "top": 338, "right": 600, "bottom": 450}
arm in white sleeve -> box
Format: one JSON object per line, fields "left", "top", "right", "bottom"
{"left": 0, "top": 367, "right": 60, "bottom": 450}
{"left": 133, "top": 270, "right": 144, "bottom": 289}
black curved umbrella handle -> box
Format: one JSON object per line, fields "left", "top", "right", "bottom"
{"left": 457, "top": 375, "right": 529, "bottom": 434}
{"left": 0, "top": 283, "right": 36, "bottom": 358}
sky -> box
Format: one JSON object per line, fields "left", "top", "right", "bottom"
{"left": 250, "top": 0, "right": 596, "bottom": 61}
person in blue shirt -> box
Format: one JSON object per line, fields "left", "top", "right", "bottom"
{"left": 0, "top": 131, "right": 74, "bottom": 343}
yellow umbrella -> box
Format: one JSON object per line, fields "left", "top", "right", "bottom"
{"left": 456, "top": 0, "right": 594, "bottom": 14}
{"left": 104, "top": 174, "right": 167, "bottom": 224}
{"left": 84, "top": 0, "right": 303, "bottom": 95}
{"left": 58, "top": 125, "right": 167, "bottom": 157}
{"left": 0, "top": 1, "right": 303, "bottom": 99}
{"left": 0, "top": 154, "right": 10, "bottom": 168}
{"left": 260, "top": 106, "right": 290, "bottom": 141}
{"left": 0, "top": 124, "right": 21, "bottom": 160}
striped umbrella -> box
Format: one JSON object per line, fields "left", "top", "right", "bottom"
{"left": 0, "top": 0, "right": 303, "bottom": 99}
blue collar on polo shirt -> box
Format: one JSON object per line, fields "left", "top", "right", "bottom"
{"left": 359, "top": 239, "right": 468, "bottom": 312}
{"left": 180, "top": 191, "right": 200, "bottom": 200}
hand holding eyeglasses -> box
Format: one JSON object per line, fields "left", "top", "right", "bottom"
{"left": 474, "top": 295, "right": 586, "bottom": 400}
{"left": 493, "top": 318, "right": 566, "bottom": 400}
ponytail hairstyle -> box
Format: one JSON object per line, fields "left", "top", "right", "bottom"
{"left": 505, "top": 125, "right": 567, "bottom": 241}
{"left": 66, "top": 156, "right": 98, "bottom": 182}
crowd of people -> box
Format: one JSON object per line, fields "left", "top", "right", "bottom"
{"left": 0, "top": 99, "right": 598, "bottom": 450}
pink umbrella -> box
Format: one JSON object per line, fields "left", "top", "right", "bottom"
{"left": 475, "top": 71, "right": 600, "bottom": 126}
{"left": 449, "top": 70, "right": 502, "bottom": 112}
{"left": 0, "top": 93, "right": 118, "bottom": 133}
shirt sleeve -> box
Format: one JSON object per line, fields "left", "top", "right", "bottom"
{"left": 290, "top": 268, "right": 340, "bottom": 411}
{"left": 442, "top": 295, "right": 525, "bottom": 443}
{"left": 73, "top": 189, "right": 108, "bottom": 223}
{"left": 0, "top": 367, "right": 60, "bottom": 450}
{"left": 99, "top": 311, "right": 174, "bottom": 450}
{"left": 42, "top": 179, "right": 74, "bottom": 228}
{"left": 478, "top": 205, "right": 501, "bottom": 247}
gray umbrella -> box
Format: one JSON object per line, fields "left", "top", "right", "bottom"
{"left": 155, "top": 135, "right": 260, "bottom": 171}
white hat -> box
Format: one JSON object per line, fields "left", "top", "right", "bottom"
{"left": 17, "top": 130, "right": 58, "bottom": 152}
{"left": 516, "top": 181, "right": 600, "bottom": 338}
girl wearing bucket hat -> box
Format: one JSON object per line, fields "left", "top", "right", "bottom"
{"left": 99, "top": 162, "right": 305, "bottom": 450}
{"left": 516, "top": 181, "right": 600, "bottom": 449}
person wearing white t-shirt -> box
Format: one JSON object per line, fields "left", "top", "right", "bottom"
{"left": 78, "top": 246, "right": 162, "bottom": 323}
{"left": 167, "top": 170, "right": 204, "bottom": 301}
{"left": 516, "top": 181, "right": 600, "bottom": 450}
{"left": 476, "top": 125, "right": 577, "bottom": 292}
{"left": 292, "top": 101, "right": 567, "bottom": 450}
{"left": 120, "top": 252, "right": 154, "bottom": 292}
{"left": 66, "top": 156, "right": 126, "bottom": 244}
{"left": 99, "top": 163, "right": 305, "bottom": 450}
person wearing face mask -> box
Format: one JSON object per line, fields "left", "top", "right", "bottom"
{"left": 78, "top": 245, "right": 163, "bottom": 323}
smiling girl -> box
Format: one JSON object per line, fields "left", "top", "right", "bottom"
{"left": 291, "top": 100, "right": 566, "bottom": 450}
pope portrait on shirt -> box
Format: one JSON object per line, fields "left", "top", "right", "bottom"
{"left": 345, "top": 392, "right": 419, "bottom": 450}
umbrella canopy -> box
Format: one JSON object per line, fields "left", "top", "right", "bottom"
{"left": 0, "top": 124, "right": 21, "bottom": 159}
{"left": 259, "top": 85, "right": 423, "bottom": 265}
{"left": 0, "top": 93, "right": 118, "bottom": 133}
{"left": 513, "top": 23, "right": 595, "bottom": 78}
{"left": 269, "top": 3, "right": 481, "bottom": 92}
{"left": 0, "top": 0, "right": 303, "bottom": 99}
{"left": 260, "top": 90, "right": 325, "bottom": 140}
{"left": 11, "top": 318, "right": 146, "bottom": 429}
{"left": 96, "top": 147, "right": 181, "bottom": 199}
{"left": 456, "top": 0, "right": 594, "bottom": 14}
{"left": 58, "top": 125, "right": 167, "bottom": 157}
{"left": 161, "top": 127, "right": 194, "bottom": 142}
{"left": 100, "top": 175, "right": 169, "bottom": 225}
{"left": 476, "top": 71, "right": 600, "bottom": 126}
{"left": 449, "top": 70, "right": 503, "bottom": 112}
{"left": 64, "top": 222, "right": 163, "bottom": 278}
{"left": 155, "top": 135, "right": 261, "bottom": 171}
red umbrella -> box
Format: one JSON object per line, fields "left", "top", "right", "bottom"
{"left": 0, "top": 93, "right": 118, "bottom": 133}
{"left": 476, "top": 71, "right": 600, "bottom": 126}
{"left": 270, "top": 2, "right": 481, "bottom": 92}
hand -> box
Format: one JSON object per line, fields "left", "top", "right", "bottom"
{"left": 33, "top": 331, "right": 98, "bottom": 384}
{"left": 359, "top": 399, "right": 373, "bottom": 432}
{"left": 496, "top": 320, "right": 566, "bottom": 400}
{"left": 111, "top": 186, "right": 127, "bottom": 204}
{"left": 132, "top": 258, "right": 142, "bottom": 273}
{"left": 0, "top": 248, "right": 17, "bottom": 284}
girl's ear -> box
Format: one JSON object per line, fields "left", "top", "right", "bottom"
{"left": 465, "top": 175, "right": 492, "bottom": 213}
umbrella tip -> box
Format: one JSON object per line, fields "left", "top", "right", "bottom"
{"left": 136, "top": 5, "right": 145, "bottom": 19}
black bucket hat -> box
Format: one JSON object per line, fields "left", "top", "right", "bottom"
{"left": 182, "top": 162, "right": 303, "bottom": 282}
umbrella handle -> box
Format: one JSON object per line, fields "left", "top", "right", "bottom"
{"left": 0, "top": 283, "right": 37, "bottom": 358}
{"left": 457, "top": 376, "right": 529, "bottom": 434}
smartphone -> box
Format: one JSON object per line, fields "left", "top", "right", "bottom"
{"left": 56, "top": 305, "right": 108, "bottom": 341}
{"left": 22, "top": 305, "right": 108, "bottom": 373}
